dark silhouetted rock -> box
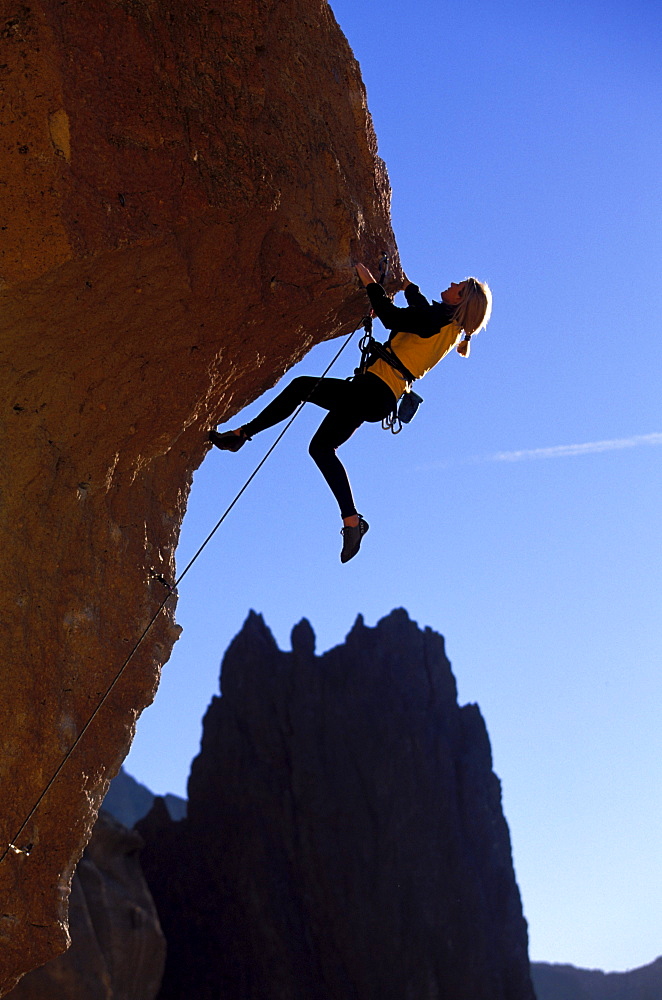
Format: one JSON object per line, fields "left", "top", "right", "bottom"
{"left": 8, "top": 812, "right": 165, "bottom": 1000}
{"left": 103, "top": 768, "right": 186, "bottom": 828}
{"left": 531, "top": 956, "right": 662, "bottom": 1000}
{"left": 138, "top": 610, "right": 535, "bottom": 1000}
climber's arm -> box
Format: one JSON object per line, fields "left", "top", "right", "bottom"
{"left": 365, "top": 282, "right": 451, "bottom": 336}
{"left": 403, "top": 282, "right": 430, "bottom": 308}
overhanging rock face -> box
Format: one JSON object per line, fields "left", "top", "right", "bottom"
{"left": 0, "top": 0, "right": 399, "bottom": 991}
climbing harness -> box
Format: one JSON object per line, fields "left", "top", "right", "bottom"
{"left": 0, "top": 283, "right": 380, "bottom": 868}
{"left": 354, "top": 253, "right": 424, "bottom": 434}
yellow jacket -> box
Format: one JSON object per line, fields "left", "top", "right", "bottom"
{"left": 368, "top": 323, "right": 462, "bottom": 400}
{"left": 365, "top": 282, "right": 461, "bottom": 400}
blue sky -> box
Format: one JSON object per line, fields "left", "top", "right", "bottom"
{"left": 125, "top": 0, "right": 662, "bottom": 973}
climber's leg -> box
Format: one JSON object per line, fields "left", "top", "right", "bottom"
{"left": 308, "top": 409, "right": 375, "bottom": 563}
{"left": 210, "top": 373, "right": 393, "bottom": 445}
{"left": 209, "top": 376, "right": 343, "bottom": 451}
{"left": 242, "top": 377, "right": 348, "bottom": 437}
{"left": 308, "top": 409, "right": 364, "bottom": 519}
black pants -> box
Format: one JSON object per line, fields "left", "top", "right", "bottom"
{"left": 243, "top": 373, "right": 396, "bottom": 517}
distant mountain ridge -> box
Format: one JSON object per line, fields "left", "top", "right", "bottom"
{"left": 103, "top": 767, "right": 186, "bottom": 828}
{"left": 531, "top": 956, "right": 662, "bottom": 1000}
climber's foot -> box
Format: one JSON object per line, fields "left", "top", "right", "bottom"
{"left": 208, "top": 428, "right": 248, "bottom": 452}
{"left": 340, "top": 515, "right": 369, "bottom": 564}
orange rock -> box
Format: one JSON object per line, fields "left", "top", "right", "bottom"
{"left": 0, "top": 0, "right": 400, "bottom": 991}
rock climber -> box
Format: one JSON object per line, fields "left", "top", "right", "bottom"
{"left": 208, "top": 263, "right": 492, "bottom": 563}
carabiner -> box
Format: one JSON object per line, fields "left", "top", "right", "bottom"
{"left": 377, "top": 253, "right": 390, "bottom": 286}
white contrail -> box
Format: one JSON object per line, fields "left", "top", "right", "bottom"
{"left": 490, "top": 432, "right": 662, "bottom": 463}
{"left": 416, "top": 432, "right": 662, "bottom": 471}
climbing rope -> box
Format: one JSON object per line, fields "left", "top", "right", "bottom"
{"left": 1, "top": 302, "right": 373, "bottom": 866}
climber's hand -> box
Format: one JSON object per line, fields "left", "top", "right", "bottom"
{"left": 355, "top": 263, "right": 376, "bottom": 287}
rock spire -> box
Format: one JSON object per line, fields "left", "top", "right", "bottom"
{"left": 138, "top": 610, "right": 535, "bottom": 1000}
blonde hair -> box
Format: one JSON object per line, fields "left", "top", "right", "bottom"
{"left": 452, "top": 277, "right": 492, "bottom": 357}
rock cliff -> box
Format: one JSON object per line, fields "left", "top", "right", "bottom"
{"left": 7, "top": 811, "right": 165, "bottom": 1000}
{"left": 0, "top": 1, "right": 399, "bottom": 991}
{"left": 138, "top": 610, "right": 536, "bottom": 1000}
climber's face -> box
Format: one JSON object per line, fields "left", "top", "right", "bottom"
{"left": 441, "top": 281, "right": 466, "bottom": 306}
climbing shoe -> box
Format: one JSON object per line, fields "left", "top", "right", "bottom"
{"left": 208, "top": 428, "right": 249, "bottom": 452}
{"left": 340, "top": 515, "right": 369, "bottom": 564}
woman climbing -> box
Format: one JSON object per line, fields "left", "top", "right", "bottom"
{"left": 209, "top": 263, "right": 492, "bottom": 563}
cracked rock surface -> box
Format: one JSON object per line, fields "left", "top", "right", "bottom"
{"left": 0, "top": 0, "right": 399, "bottom": 991}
